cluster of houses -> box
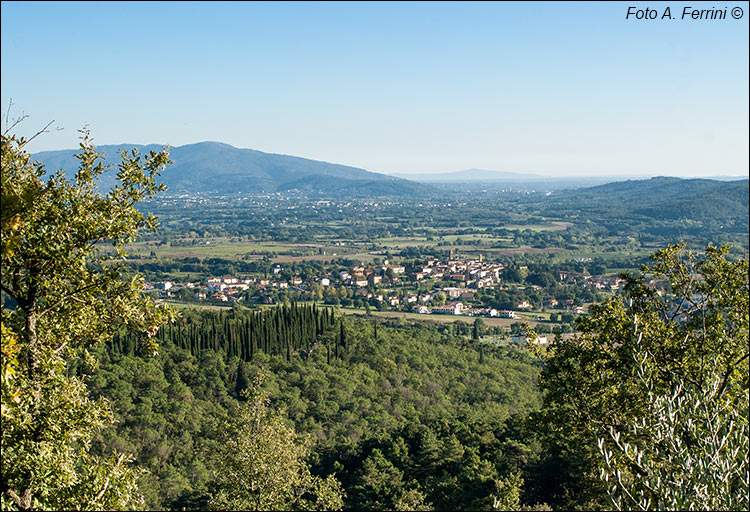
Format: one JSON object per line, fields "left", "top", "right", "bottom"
{"left": 145, "top": 252, "right": 621, "bottom": 315}
{"left": 337, "top": 261, "right": 406, "bottom": 287}
{"left": 333, "top": 254, "right": 507, "bottom": 289}
{"left": 404, "top": 253, "right": 506, "bottom": 289}
{"left": 193, "top": 277, "right": 251, "bottom": 302}
{"left": 558, "top": 270, "right": 626, "bottom": 291}
{"left": 410, "top": 302, "right": 515, "bottom": 318}
{"left": 145, "top": 277, "right": 251, "bottom": 303}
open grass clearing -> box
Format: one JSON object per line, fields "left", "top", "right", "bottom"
{"left": 428, "top": 222, "right": 573, "bottom": 233}
{"left": 376, "top": 236, "right": 440, "bottom": 248}
{"left": 124, "top": 238, "right": 362, "bottom": 260}
{"left": 438, "top": 236, "right": 508, "bottom": 246}
{"left": 481, "top": 246, "right": 563, "bottom": 256}
{"left": 497, "top": 221, "right": 573, "bottom": 231}
{"left": 162, "top": 300, "right": 232, "bottom": 311}
{"left": 272, "top": 251, "right": 377, "bottom": 263}
{"left": 338, "top": 308, "right": 546, "bottom": 328}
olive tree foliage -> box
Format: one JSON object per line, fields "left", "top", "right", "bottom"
{"left": 491, "top": 472, "right": 552, "bottom": 511}
{"left": 598, "top": 338, "right": 749, "bottom": 511}
{"left": 534, "top": 244, "right": 748, "bottom": 508}
{"left": 208, "top": 371, "right": 344, "bottom": 511}
{"left": 1, "top": 117, "right": 175, "bottom": 510}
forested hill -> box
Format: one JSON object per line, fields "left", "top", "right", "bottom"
{"left": 32, "top": 141, "right": 427, "bottom": 196}
{"left": 85, "top": 313, "right": 543, "bottom": 510}
{"left": 544, "top": 177, "right": 749, "bottom": 223}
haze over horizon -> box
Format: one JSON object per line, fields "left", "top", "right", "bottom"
{"left": 2, "top": 1, "right": 748, "bottom": 178}
{"left": 31, "top": 140, "right": 746, "bottom": 181}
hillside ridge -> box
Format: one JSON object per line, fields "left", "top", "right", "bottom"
{"left": 33, "top": 141, "right": 426, "bottom": 196}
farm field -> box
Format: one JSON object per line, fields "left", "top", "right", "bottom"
{"left": 338, "top": 308, "right": 547, "bottom": 328}
{"left": 122, "top": 238, "right": 361, "bottom": 260}
{"left": 163, "top": 300, "right": 231, "bottom": 311}
{"left": 160, "top": 299, "right": 556, "bottom": 329}
{"left": 496, "top": 221, "right": 573, "bottom": 231}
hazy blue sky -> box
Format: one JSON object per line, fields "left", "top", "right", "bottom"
{"left": 2, "top": 1, "right": 748, "bottom": 176}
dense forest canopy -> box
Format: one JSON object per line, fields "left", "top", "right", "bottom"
{"left": 86, "top": 314, "right": 545, "bottom": 510}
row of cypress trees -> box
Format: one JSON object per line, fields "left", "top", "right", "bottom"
{"left": 110, "top": 303, "right": 340, "bottom": 362}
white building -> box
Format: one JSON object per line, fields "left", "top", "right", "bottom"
{"left": 431, "top": 302, "right": 464, "bottom": 315}
{"left": 512, "top": 335, "right": 548, "bottom": 345}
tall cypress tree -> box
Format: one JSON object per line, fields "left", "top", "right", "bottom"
{"left": 234, "top": 361, "right": 249, "bottom": 400}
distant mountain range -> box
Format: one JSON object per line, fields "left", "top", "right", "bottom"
{"left": 31, "top": 144, "right": 748, "bottom": 218}
{"left": 545, "top": 176, "right": 749, "bottom": 223}
{"left": 391, "top": 168, "right": 746, "bottom": 189}
{"left": 390, "top": 168, "right": 546, "bottom": 182}
{"left": 32, "top": 141, "right": 427, "bottom": 196}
